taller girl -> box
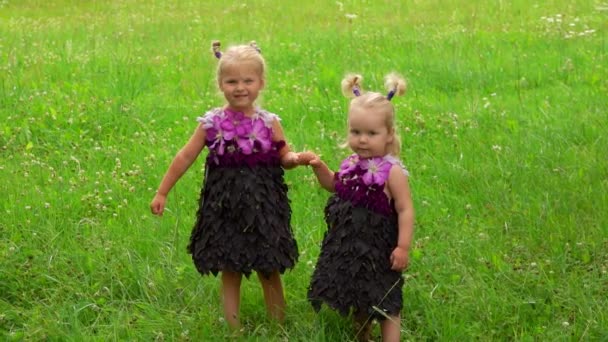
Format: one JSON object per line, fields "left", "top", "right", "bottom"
{"left": 150, "top": 41, "right": 307, "bottom": 328}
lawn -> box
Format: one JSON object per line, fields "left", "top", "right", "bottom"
{"left": 1, "top": 0, "right": 607, "bottom": 340}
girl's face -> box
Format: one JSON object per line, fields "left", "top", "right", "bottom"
{"left": 347, "top": 105, "right": 394, "bottom": 158}
{"left": 219, "top": 62, "right": 264, "bottom": 115}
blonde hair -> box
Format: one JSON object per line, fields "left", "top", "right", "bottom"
{"left": 212, "top": 41, "right": 266, "bottom": 85}
{"left": 341, "top": 73, "right": 407, "bottom": 156}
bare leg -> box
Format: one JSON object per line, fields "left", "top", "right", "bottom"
{"left": 256, "top": 271, "right": 286, "bottom": 323}
{"left": 221, "top": 271, "right": 243, "bottom": 329}
{"left": 380, "top": 314, "right": 401, "bottom": 342}
{"left": 353, "top": 313, "right": 372, "bottom": 342}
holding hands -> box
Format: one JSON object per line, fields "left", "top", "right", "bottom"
{"left": 296, "top": 151, "right": 321, "bottom": 167}
{"left": 282, "top": 151, "right": 319, "bottom": 169}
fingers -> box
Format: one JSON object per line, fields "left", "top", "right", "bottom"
{"left": 297, "top": 151, "right": 318, "bottom": 165}
{"left": 150, "top": 202, "right": 164, "bottom": 216}
{"left": 391, "top": 261, "right": 404, "bottom": 271}
{"left": 391, "top": 260, "right": 408, "bottom": 271}
{"left": 391, "top": 259, "right": 402, "bottom": 271}
{"left": 390, "top": 254, "right": 399, "bottom": 271}
{"left": 390, "top": 250, "right": 409, "bottom": 271}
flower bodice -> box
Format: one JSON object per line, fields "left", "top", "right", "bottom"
{"left": 197, "top": 108, "right": 285, "bottom": 167}
{"left": 334, "top": 154, "right": 409, "bottom": 216}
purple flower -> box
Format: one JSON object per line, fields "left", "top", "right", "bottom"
{"left": 207, "top": 114, "right": 226, "bottom": 155}
{"left": 238, "top": 118, "right": 271, "bottom": 154}
{"left": 206, "top": 108, "right": 276, "bottom": 156}
{"left": 221, "top": 109, "right": 251, "bottom": 140}
{"left": 360, "top": 157, "right": 392, "bottom": 185}
{"left": 251, "top": 120, "right": 272, "bottom": 150}
{"left": 237, "top": 137, "right": 253, "bottom": 155}
{"left": 338, "top": 154, "right": 359, "bottom": 177}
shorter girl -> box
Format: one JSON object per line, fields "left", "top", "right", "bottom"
{"left": 301, "top": 73, "right": 415, "bottom": 342}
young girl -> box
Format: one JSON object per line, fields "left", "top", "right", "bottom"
{"left": 150, "top": 41, "right": 307, "bottom": 329}
{"left": 301, "top": 73, "right": 415, "bottom": 342}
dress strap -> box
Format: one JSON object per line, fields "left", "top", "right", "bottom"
{"left": 196, "top": 107, "right": 223, "bottom": 129}
{"left": 384, "top": 154, "right": 410, "bottom": 177}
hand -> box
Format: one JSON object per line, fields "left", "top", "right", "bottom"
{"left": 390, "top": 246, "right": 409, "bottom": 271}
{"left": 150, "top": 194, "right": 167, "bottom": 216}
{"left": 297, "top": 151, "right": 321, "bottom": 167}
{"left": 280, "top": 151, "right": 301, "bottom": 169}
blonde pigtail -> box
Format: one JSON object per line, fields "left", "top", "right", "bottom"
{"left": 249, "top": 41, "right": 262, "bottom": 53}
{"left": 385, "top": 73, "right": 407, "bottom": 101}
{"left": 212, "top": 40, "right": 222, "bottom": 59}
{"left": 341, "top": 74, "right": 363, "bottom": 98}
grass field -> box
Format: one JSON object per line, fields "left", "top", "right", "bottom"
{"left": 1, "top": 0, "right": 607, "bottom": 340}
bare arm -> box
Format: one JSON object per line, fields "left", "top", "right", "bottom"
{"left": 150, "top": 125, "right": 207, "bottom": 215}
{"left": 299, "top": 152, "right": 336, "bottom": 192}
{"left": 387, "top": 164, "right": 415, "bottom": 271}
{"left": 272, "top": 119, "right": 300, "bottom": 169}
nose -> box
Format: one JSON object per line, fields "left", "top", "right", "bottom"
{"left": 359, "top": 135, "right": 368, "bottom": 143}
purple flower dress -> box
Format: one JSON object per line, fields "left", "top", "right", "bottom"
{"left": 187, "top": 108, "right": 298, "bottom": 278}
{"left": 308, "top": 153, "right": 409, "bottom": 320}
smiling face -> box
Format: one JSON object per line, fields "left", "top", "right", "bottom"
{"left": 347, "top": 104, "right": 394, "bottom": 159}
{"left": 219, "top": 62, "right": 265, "bottom": 115}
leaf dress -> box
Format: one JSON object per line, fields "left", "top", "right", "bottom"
{"left": 308, "top": 154, "right": 409, "bottom": 320}
{"left": 187, "top": 108, "right": 298, "bottom": 278}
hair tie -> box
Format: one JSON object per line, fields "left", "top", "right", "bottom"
{"left": 249, "top": 41, "right": 262, "bottom": 54}
{"left": 352, "top": 76, "right": 362, "bottom": 96}
{"left": 386, "top": 88, "right": 396, "bottom": 101}
{"left": 212, "top": 41, "right": 222, "bottom": 59}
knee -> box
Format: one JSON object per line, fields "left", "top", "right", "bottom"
{"left": 222, "top": 271, "right": 243, "bottom": 284}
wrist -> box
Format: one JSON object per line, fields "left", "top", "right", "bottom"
{"left": 310, "top": 160, "right": 326, "bottom": 169}
{"left": 281, "top": 152, "right": 295, "bottom": 162}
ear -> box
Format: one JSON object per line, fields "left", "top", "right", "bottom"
{"left": 387, "top": 127, "right": 395, "bottom": 143}
{"left": 260, "top": 77, "right": 265, "bottom": 89}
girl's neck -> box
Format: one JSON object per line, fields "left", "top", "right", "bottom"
{"left": 354, "top": 151, "right": 391, "bottom": 160}
{"left": 357, "top": 154, "right": 387, "bottom": 159}
{"left": 225, "top": 105, "right": 256, "bottom": 117}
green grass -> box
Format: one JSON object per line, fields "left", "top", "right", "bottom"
{"left": 1, "top": 0, "right": 607, "bottom": 340}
